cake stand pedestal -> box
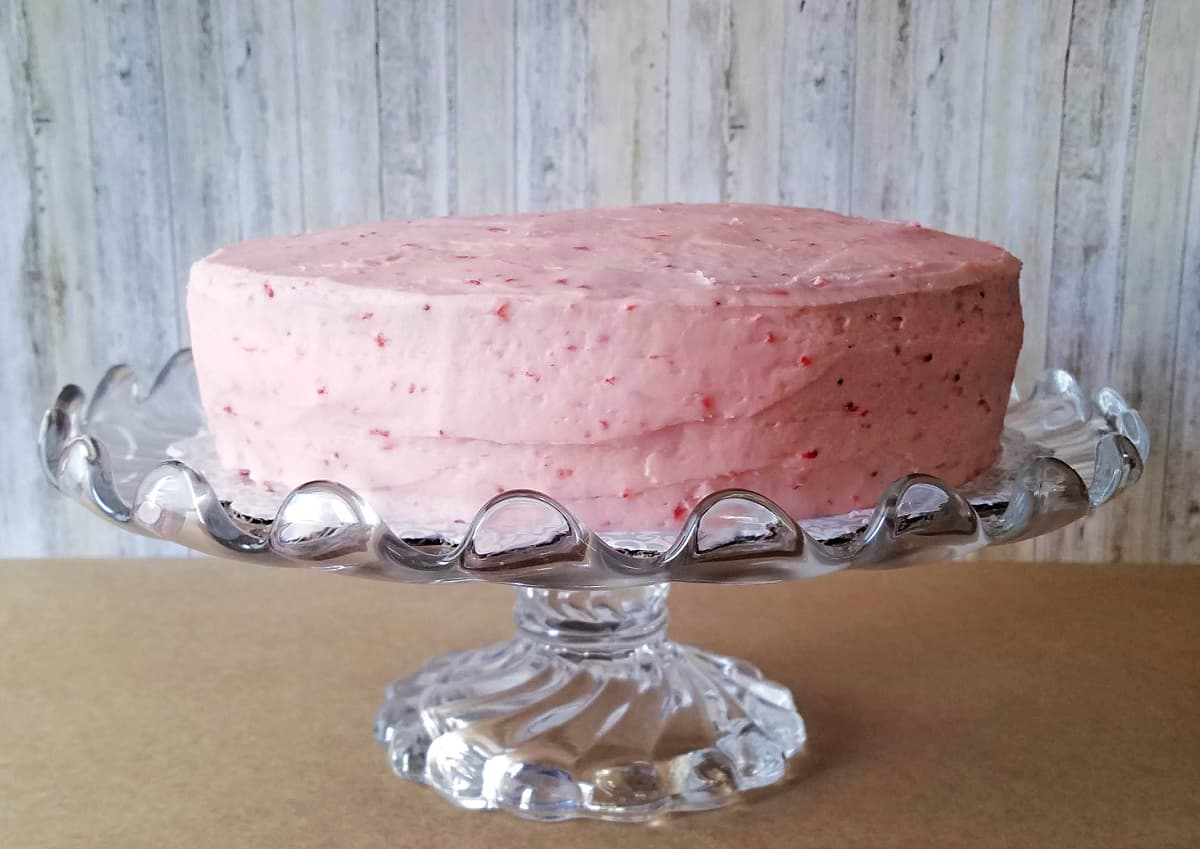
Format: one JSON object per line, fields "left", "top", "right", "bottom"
{"left": 375, "top": 584, "right": 803, "bottom": 821}
{"left": 40, "top": 352, "right": 1147, "bottom": 822}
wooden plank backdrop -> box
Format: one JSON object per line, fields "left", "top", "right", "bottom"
{"left": 1, "top": 0, "right": 1197, "bottom": 561}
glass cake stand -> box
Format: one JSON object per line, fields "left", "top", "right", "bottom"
{"left": 40, "top": 351, "right": 1147, "bottom": 822}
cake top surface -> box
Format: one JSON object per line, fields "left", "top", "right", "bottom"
{"left": 199, "top": 204, "right": 1019, "bottom": 306}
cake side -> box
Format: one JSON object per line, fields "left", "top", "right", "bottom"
{"left": 187, "top": 203, "right": 1022, "bottom": 529}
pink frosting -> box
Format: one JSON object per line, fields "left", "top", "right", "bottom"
{"left": 187, "top": 204, "right": 1023, "bottom": 530}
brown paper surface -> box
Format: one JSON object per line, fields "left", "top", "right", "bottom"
{"left": 2, "top": 558, "right": 1198, "bottom": 848}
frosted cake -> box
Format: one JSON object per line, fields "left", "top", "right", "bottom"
{"left": 187, "top": 204, "right": 1023, "bottom": 529}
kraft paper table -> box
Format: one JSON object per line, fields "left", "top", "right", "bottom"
{"left": 2, "top": 558, "right": 1197, "bottom": 848}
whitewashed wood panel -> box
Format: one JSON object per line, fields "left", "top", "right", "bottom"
{"left": 851, "top": 0, "right": 915, "bottom": 219}
{"left": 724, "top": 1, "right": 785, "bottom": 203}
{"left": 586, "top": 0, "right": 668, "bottom": 206}
{"left": 974, "top": 1, "right": 1072, "bottom": 563}
{"left": 3, "top": 0, "right": 1200, "bottom": 562}
{"left": 379, "top": 0, "right": 452, "bottom": 217}
{"left": 1108, "top": 0, "right": 1200, "bottom": 563}
{"left": 217, "top": 0, "right": 305, "bottom": 237}
{"left": 666, "top": 0, "right": 730, "bottom": 202}
{"left": 456, "top": 0, "right": 514, "bottom": 214}
{"left": 1040, "top": 0, "right": 1150, "bottom": 562}
{"left": 294, "top": 0, "right": 381, "bottom": 228}
{"left": 7, "top": 0, "right": 181, "bottom": 557}
{"left": 514, "top": 0, "right": 589, "bottom": 211}
{"left": 0, "top": 0, "right": 61, "bottom": 559}
{"left": 911, "top": 0, "right": 988, "bottom": 235}
{"left": 156, "top": 0, "right": 242, "bottom": 327}
{"left": 977, "top": 1, "right": 1072, "bottom": 399}
{"left": 778, "top": 0, "right": 856, "bottom": 213}
{"left": 1164, "top": 118, "right": 1200, "bottom": 562}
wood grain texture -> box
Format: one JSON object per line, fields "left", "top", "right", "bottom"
{"left": 666, "top": 0, "right": 730, "bottom": 202}
{"left": 378, "top": 0, "right": 452, "bottom": 218}
{"left": 514, "top": 0, "right": 588, "bottom": 211}
{"left": 217, "top": 0, "right": 304, "bottom": 238}
{"left": 586, "top": 0, "right": 667, "bottom": 206}
{"left": 1040, "top": 0, "right": 1150, "bottom": 561}
{"left": 1164, "top": 107, "right": 1200, "bottom": 562}
{"left": 778, "top": 0, "right": 856, "bottom": 213}
{"left": 294, "top": 0, "right": 381, "bottom": 228}
{"left": 851, "top": 0, "right": 916, "bottom": 219}
{"left": 973, "top": 0, "right": 1072, "bottom": 563}
{"left": 3, "top": 0, "right": 1199, "bottom": 562}
{"left": 456, "top": 0, "right": 514, "bottom": 214}
{"left": 724, "top": 0, "right": 785, "bottom": 203}
{"left": 911, "top": 0, "right": 987, "bottom": 234}
{"left": 155, "top": 0, "right": 241, "bottom": 324}
{"left": 1106, "top": 0, "right": 1200, "bottom": 564}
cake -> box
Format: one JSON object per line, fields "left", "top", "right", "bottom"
{"left": 187, "top": 204, "right": 1023, "bottom": 530}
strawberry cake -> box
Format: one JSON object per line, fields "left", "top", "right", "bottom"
{"left": 186, "top": 204, "right": 1022, "bottom": 530}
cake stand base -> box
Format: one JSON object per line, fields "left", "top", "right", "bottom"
{"left": 373, "top": 584, "right": 806, "bottom": 821}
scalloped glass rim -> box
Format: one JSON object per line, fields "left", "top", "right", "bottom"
{"left": 40, "top": 350, "right": 1148, "bottom": 588}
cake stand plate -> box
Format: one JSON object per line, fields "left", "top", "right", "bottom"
{"left": 41, "top": 352, "right": 1147, "bottom": 821}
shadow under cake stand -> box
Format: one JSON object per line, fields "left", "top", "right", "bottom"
{"left": 41, "top": 351, "right": 1147, "bottom": 822}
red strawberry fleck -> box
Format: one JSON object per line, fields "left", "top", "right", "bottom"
{"left": 374, "top": 332, "right": 388, "bottom": 347}
{"left": 599, "top": 420, "right": 610, "bottom": 430}
{"left": 701, "top": 395, "right": 714, "bottom": 412}
{"left": 672, "top": 503, "right": 688, "bottom": 521}
{"left": 361, "top": 311, "right": 374, "bottom": 320}
{"left": 565, "top": 344, "right": 578, "bottom": 351}
{"left": 438, "top": 429, "right": 445, "bottom": 437}
{"left": 766, "top": 332, "right": 777, "bottom": 344}
{"left": 625, "top": 304, "right": 637, "bottom": 311}
{"left": 845, "top": 401, "right": 860, "bottom": 413}
{"left": 802, "top": 449, "right": 819, "bottom": 459}
{"left": 238, "top": 468, "right": 251, "bottom": 478}
{"left": 369, "top": 428, "right": 391, "bottom": 438}
{"left": 770, "top": 288, "right": 790, "bottom": 296}
{"left": 800, "top": 355, "right": 813, "bottom": 366}
{"left": 572, "top": 245, "right": 590, "bottom": 251}
{"left": 597, "top": 333, "right": 609, "bottom": 343}
{"left": 316, "top": 386, "right": 327, "bottom": 396}
{"left": 222, "top": 405, "right": 234, "bottom": 415}
{"left": 556, "top": 468, "right": 574, "bottom": 479}
{"left": 333, "top": 452, "right": 340, "bottom": 459}
{"left": 621, "top": 489, "right": 632, "bottom": 499}
{"left": 576, "top": 283, "right": 592, "bottom": 290}
{"left": 554, "top": 278, "right": 569, "bottom": 285}
{"left": 603, "top": 376, "right": 617, "bottom": 385}
{"left": 389, "top": 381, "right": 397, "bottom": 391}
{"left": 504, "top": 277, "right": 518, "bottom": 282}
{"left": 454, "top": 255, "right": 475, "bottom": 259}
{"left": 263, "top": 282, "right": 275, "bottom": 298}
{"left": 263, "top": 482, "right": 276, "bottom": 494}
{"left": 486, "top": 226, "right": 506, "bottom": 232}
{"left": 407, "top": 383, "right": 416, "bottom": 394}
{"left": 466, "top": 278, "right": 482, "bottom": 286}
{"left": 495, "top": 301, "right": 510, "bottom": 319}
{"left": 859, "top": 409, "right": 870, "bottom": 417}
{"left": 713, "top": 299, "right": 723, "bottom": 306}
{"left": 422, "top": 304, "right": 431, "bottom": 311}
